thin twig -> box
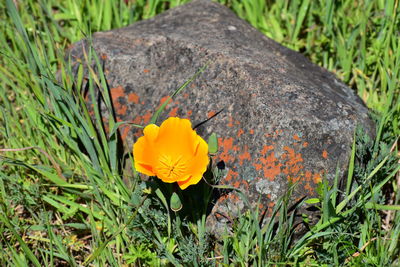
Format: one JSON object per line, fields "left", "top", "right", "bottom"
{"left": 345, "top": 237, "right": 377, "bottom": 263}
{"left": 193, "top": 108, "right": 224, "bottom": 130}
{"left": 206, "top": 256, "right": 224, "bottom": 260}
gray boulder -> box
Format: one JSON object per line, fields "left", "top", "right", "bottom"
{"left": 68, "top": 0, "right": 374, "bottom": 232}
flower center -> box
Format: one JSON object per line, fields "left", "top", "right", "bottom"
{"left": 156, "top": 154, "right": 187, "bottom": 180}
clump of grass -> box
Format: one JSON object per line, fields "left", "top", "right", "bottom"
{"left": 0, "top": 0, "right": 399, "bottom": 265}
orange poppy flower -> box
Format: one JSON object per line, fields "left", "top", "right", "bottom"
{"left": 133, "top": 117, "right": 209, "bottom": 189}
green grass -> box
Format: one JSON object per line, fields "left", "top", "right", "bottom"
{"left": 0, "top": 0, "right": 399, "bottom": 265}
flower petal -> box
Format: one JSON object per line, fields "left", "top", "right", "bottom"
{"left": 143, "top": 124, "right": 160, "bottom": 141}
{"left": 135, "top": 162, "right": 156, "bottom": 176}
{"left": 156, "top": 117, "right": 198, "bottom": 157}
{"left": 177, "top": 173, "right": 202, "bottom": 190}
{"left": 133, "top": 137, "right": 156, "bottom": 176}
{"left": 133, "top": 124, "right": 160, "bottom": 176}
{"left": 178, "top": 136, "right": 209, "bottom": 189}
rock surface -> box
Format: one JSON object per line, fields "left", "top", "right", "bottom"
{"left": 68, "top": 0, "right": 374, "bottom": 233}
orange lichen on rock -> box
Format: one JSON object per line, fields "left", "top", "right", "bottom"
{"left": 208, "top": 110, "right": 216, "bottom": 118}
{"left": 238, "top": 145, "right": 251, "bottom": 165}
{"left": 233, "top": 181, "right": 241, "bottom": 188}
{"left": 267, "top": 201, "right": 276, "bottom": 217}
{"left": 128, "top": 92, "right": 140, "bottom": 104}
{"left": 304, "top": 182, "right": 313, "bottom": 194}
{"left": 282, "top": 146, "right": 303, "bottom": 172}
{"left": 241, "top": 180, "right": 249, "bottom": 190}
{"left": 218, "top": 137, "right": 236, "bottom": 163}
{"left": 133, "top": 129, "right": 143, "bottom": 138}
{"left": 259, "top": 151, "right": 282, "bottom": 181}
{"left": 227, "top": 117, "right": 234, "bottom": 127}
{"left": 250, "top": 140, "right": 323, "bottom": 193}
{"left": 141, "top": 110, "right": 152, "bottom": 124}
{"left": 227, "top": 116, "right": 240, "bottom": 128}
{"left": 120, "top": 126, "right": 130, "bottom": 139}
{"left": 110, "top": 86, "right": 127, "bottom": 115}
{"left": 305, "top": 171, "right": 312, "bottom": 181}
{"left": 322, "top": 150, "right": 328, "bottom": 159}
{"left": 158, "top": 96, "right": 172, "bottom": 108}
{"left": 268, "top": 201, "right": 275, "bottom": 208}
{"left": 253, "top": 163, "right": 262, "bottom": 171}
{"left": 282, "top": 146, "right": 304, "bottom": 183}
{"left": 258, "top": 203, "right": 264, "bottom": 211}
{"left": 110, "top": 86, "right": 125, "bottom": 99}
{"left": 261, "top": 145, "right": 274, "bottom": 156}
{"left": 169, "top": 107, "right": 179, "bottom": 117}
{"left": 225, "top": 169, "right": 239, "bottom": 182}
{"left": 115, "top": 103, "right": 127, "bottom": 115}
{"left": 313, "top": 172, "right": 322, "bottom": 184}
{"left": 130, "top": 111, "right": 153, "bottom": 128}
{"left": 253, "top": 145, "right": 282, "bottom": 181}
{"left": 237, "top": 128, "right": 244, "bottom": 138}
{"left": 293, "top": 134, "right": 300, "bottom": 141}
{"left": 132, "top": 115, "right": 142, "bottom": 124}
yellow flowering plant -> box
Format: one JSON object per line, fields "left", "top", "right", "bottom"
{"left": 133, "top": 117, "right": 210, "bottom": 190}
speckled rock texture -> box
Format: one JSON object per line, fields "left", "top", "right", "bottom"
{"left": 68, "top": 0, "right": 374, "bottom": 233}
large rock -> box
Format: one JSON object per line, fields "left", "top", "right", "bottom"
{"left": 68, "top": 0, "right": 374, "bottom": 232}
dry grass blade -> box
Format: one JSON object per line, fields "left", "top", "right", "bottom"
{"left": 0, "top": 146, "right": 66, "bottom": 181}
{"left": 383, "top": 137, "right": 400, "bottom": 231}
